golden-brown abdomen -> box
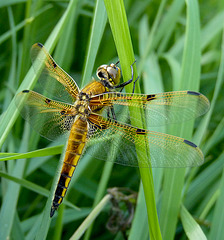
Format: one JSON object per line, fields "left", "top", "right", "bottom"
{"left": 50, "top": 117, "right": 88, "bottom": 217}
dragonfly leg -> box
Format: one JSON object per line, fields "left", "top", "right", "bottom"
{"left": 115, "top": 60, "right": 139, "bottom": 93}
{"left": 107, "top": 106, "right": 116, "bottom": 120}
{"left": 132, "top": 75, "right": 139, "bottom": 94}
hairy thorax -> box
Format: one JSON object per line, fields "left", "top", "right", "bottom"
{"left": 73, "top": 92, "right": 91, "bottom": 121}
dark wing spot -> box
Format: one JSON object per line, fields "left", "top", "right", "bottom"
{"left": 184, "top": 139, "right": 197, "bottom": 148}
{"left": 61, "top": 110, "right": 66, "bottom": 115}
{"left": 22, "top": 90, "right": 29, "bottom": 93}
{"left": 146, "top": 94, "right": 156, "bottom": 101}
{"left": 37, "top": 43, "right": 43, "bottom": 48}
{"left": 45, "top": 98, "right": 51, "bottom": 104}
{"left": 187, "top": 91, "right": 200, "bottom": 96}
{"left": 88, "top": 119, "right": 108, "bottom": 130}
{"left": 136, "top": 128, "right": 146, "bottom": 135}
{"left": 96, "top": 123, "right": 108, "bottom": 129}
{"left": 101, "top": 124, "right": 108, "bottom": 129}
{"left": 52, "top": 61, "right": 57, "bottom": 68}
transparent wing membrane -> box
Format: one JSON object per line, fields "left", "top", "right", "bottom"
{"left": 16, "top": 90, "right": 76, "bottom": 140}
{"left": 31, "top": 43, "right": 79, "bottom": 103}
{"left": 86, "top": 113, "right": 204, "bottom": 167}
{"left": 90, "top": 91, "right": 210, "bottom": 127}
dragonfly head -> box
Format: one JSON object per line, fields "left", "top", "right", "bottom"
{"left": 97, "top": 63, "right": 121, "bottom": 88}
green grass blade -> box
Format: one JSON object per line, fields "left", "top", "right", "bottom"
{"left": 0, "top": 0, "right": 26, "bottom": 7}
{"left": 180, "top": 204, "right": 207, "bottom": 240}
{"left": 157, "top": 0, "right": 185, "bottom": 53}
{"left": 84, "top": 161, "right": 114, "bottom": 240}
{"left": 185, "top": 151, "right": 224, "bottom": 209}
{"left": 138, "top": 0, "right": 167, "bottom": 74}
{"left": 0, "top": 145, "right": 63, "bottom": 161}
{"left": 71, "top": 194, "right": 111, "bottom": 240}
{"left": 160, "top": 0, "right": 201, "bottom": 239}
{"left": 0, "top": 5, "right": 52, "bottom": 45}
{"left": 104, "top": 0, "right": 162, "bottom": 239}
{"left": 202, "top": 116, "right": 224, "bottom": 155}
{"left": 12, "top": 213, "right": 25, "bottom": 240}
{"left": 0, "top": 170, "right": 49, "bottom": 197}
{"left": 0, "top": 171, "right": 78, "bottom": 210}
{"left": 169, "top": 10, "right": 224, "bottom": 58}
{"left": 0, "top": 124, "right": 29, "bottom": 240}
{"left": 201, "top": 10, "right": 224, "bottom": 51}
{"left": 194, "top": 27, "right": 224, "bottom": 144}
{"left": 81, "top": 0, "right": 107, "bottom": 87}
{"left": 209, "top": 168, "right": 224, "bottom": 239}
{"left": 103, "top": 0, "right": 138, "bottom": 88}
{"left": 129, "top": 184, "right": 149, "bottom": 240}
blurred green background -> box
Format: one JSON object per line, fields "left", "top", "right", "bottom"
{"left": 0, "top": 0, "right": 224, "bottom": 239}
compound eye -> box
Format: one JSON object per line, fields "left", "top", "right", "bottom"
{"left": 97, "top": 68, "right": 108, "bottom": 80}
{"left": 107, "top": 66, "right": 121, "bottom": 85}
{"left": 107, "top": 67, "right": 117, "bottom": 80}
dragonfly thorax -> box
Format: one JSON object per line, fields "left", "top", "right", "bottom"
{"left": 74, "top": 92, "right": 91, "bottom": 120}
{"left": 97, "top": 63, "right": 121, "bottom": 88}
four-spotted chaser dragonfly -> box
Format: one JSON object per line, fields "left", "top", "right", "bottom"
{"left": 16, "top": 43, "right": 210, "bottom": 217}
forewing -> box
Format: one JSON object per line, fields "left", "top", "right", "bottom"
{"left": 86, "top": 113, "right": 204, "bottom": 167}
{"left": 31, "top": 43, "right": 79, "bottom": 103}
{"left": 89, "top": 91, "right": 210, "bottom": 127}
{"left": 16, "top": 90, "right": 77, "bottom": 141}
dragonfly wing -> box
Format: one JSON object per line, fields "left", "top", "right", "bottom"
{"left": 86, "top": 113, "right": 204, "bottom": 167}
{"left": 90, "top": 91, "right": 210, "bottom": 127}
{"left": 16, "top": 90, "right": 77, "bottom": 141}
{"left": 31, "top": 43, "right": 79, "bottom": 103}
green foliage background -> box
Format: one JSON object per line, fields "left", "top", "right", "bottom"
{"left": 0, "top": 0, "right": 224, "bottom": 239}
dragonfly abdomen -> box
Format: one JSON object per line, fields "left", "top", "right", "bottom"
{"left": 50, "top": 118, "right": 88, "bottom": 217}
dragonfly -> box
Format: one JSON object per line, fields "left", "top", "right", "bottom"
{"left": 16, "top": 43, "right": 210, "bottom": 217}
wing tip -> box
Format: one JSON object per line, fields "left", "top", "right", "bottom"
{"left": 37, "top": 42, "right": 43, "bottom": 48}
{"left": 183, "top": 139, "right": 197, "bottom": 148}
{"left": 22, "top": 90, "right": 30, "bottom": 93}
{"left": 187, "top": 91, "right": 200, "bottom": 96}
{"left": 188, "top": 91, "right": 210, "bottom": 115}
